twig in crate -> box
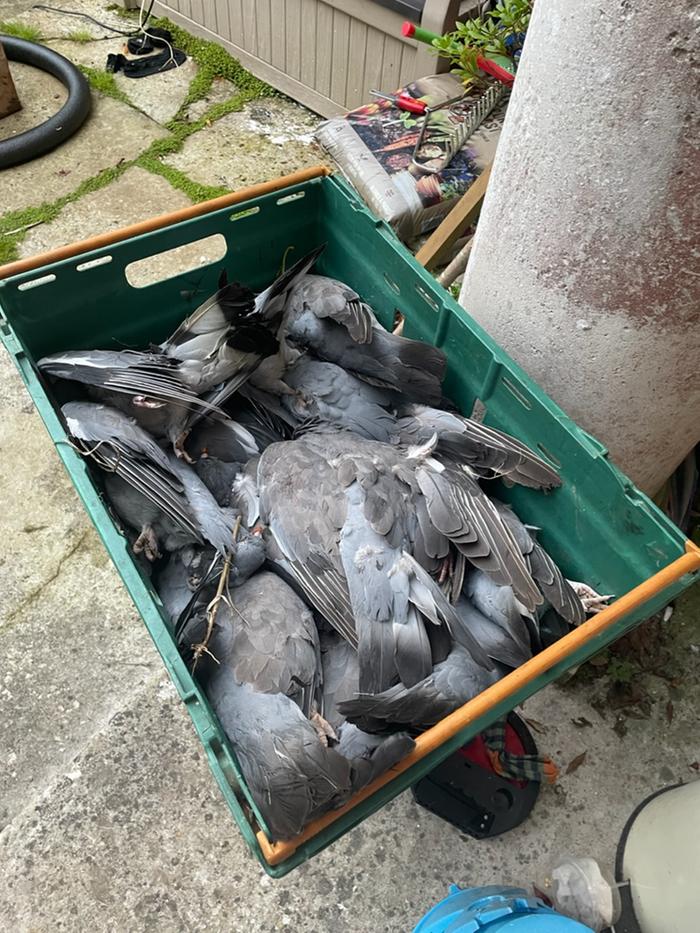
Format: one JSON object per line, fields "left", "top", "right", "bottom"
{"left": 191, "top": 516, "right": 241, "bottom": 670}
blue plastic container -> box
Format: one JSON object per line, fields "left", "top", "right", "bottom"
{"left": 414, "top": 885, "right": 594, "bottom": 932}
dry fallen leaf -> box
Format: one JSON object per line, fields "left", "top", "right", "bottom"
{"left": 524, "top": 717, "right": 547, "bottom": 735}
{"left": 689, "top": 761, "right": 699, "bottom": 772}
{"left": 565, "top": 751, "right": 587, "bottom": 775}
{"left": 666, "top": 701, "right": 674, "bottom": 724}
{"left": 571, "top": 716, "right": 593, "bottom": 729}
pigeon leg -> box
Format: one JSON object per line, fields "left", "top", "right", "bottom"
{"left": 310, "top": 708, "right": 338, "bottom": 748}
{"left": 173, "top": 429, "right": 195, "bottom": 464}
{"left": 133, "top": 525, "right": 161, "bottom": 562}
{"left": 566, "top": 580, "right": 614, "bottom": 615}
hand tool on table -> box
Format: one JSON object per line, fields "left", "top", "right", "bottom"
{"left": 411, "top": 83, "right": 505, "bottom": 174}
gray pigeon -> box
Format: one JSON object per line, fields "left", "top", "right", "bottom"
{"left": 183, "top": 572, "right": 413, "bottom": 841}
{"left": 337, "top": 643, "right": 502, "bottom": 734}
{"left": 95, "top": 433, "right": 239, "bottom": 559}
{"left": 41, "top": 350, "right": 221, "bottom": 457}
{"left": 281, "top": 356, "right": 398, "bottom": 443}
{"left": 161, "top": 246, "right": 325, "bottom": 402}
{"left": 182, "top": 571, "right": 321, "bottom": 713}
{"left": 258, "top": 431, "right": 496, "bottom": 695}
{"left": 62, "top": 401, "right": 204, "bottom": 553}
{"left": 397, "top": 404, "right": 562, "bottom": 490}
{"left": 283, "top": 274, "right": 446, "bottom": 405}
{"left": 206, "top": 680, "right": 413, "bottom": 840}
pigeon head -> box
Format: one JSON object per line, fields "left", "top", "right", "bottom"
{"left": 226, "top": 324, "right": 279, "bottom": 357}
{"left": 230, "top": 527, "right": 266, "bottom": 587}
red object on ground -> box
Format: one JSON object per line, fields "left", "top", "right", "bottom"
{"left": 458, "top": 722, "right": 529, "bottom": 788}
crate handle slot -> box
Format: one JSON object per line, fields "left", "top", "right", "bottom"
{"left": 276, "top": 190, "right": 305, "bottom": 205}
{"left": 124, "top": 233, "right": 227, "bottom": 289}
{"left": 17, "top": 273, "right": 56, "bottom": 291}
{"left": 230, "top": 205, "right": 261, "bottom": 221}
{"left": 501, "top": 376, "right": 533, "bottom": 410}
{"left": 76, "top": 255, "right": 113, "bottom": 272}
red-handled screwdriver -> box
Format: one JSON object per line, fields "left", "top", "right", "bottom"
{"left": 369, "top": 89, "right": 427, "bottom": 115}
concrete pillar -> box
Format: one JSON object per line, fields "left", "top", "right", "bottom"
{"left": 459, "top": 0, "right": 700, "bottom": 495}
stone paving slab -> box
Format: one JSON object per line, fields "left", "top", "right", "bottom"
{"left": 1, "top": 639, "right": 698, "bottom": 932}
{"left": 5, "top": 0, "right": 131, "bottom": 41}
{"left": 0, "top": 62, "right": 67, "bottom": 141}
{"left": 114, "top": 58, "right": 199, "bottom": 125}
{"left": 46, "top": 37, "right": 123, "bottom": 72}
{"left": 164, "top": 96, "right": 328, "bottom": 190}
{"left": 18, "top": 165, "right": 190, "bottom": 256}
{"left": 185, "top": 76, "right": 239, "bottom": 122}
{"left": 0, "top": 83, "right": 168, "bottom": 217}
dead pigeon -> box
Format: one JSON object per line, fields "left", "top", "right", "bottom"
{"left": 397, "top": 404, "right": 561, "bottom": 489}
{"left": 337, "top": 643, "right": 502, "bottom": 734}
{"left": 61, "top": 400, "right": 203, "bottom": 553}
{"left": 281, "top": 356, "right": 398, "bottom": 443}
{"left": 258, "top": 430, "right": 500, "bottom": 695}
{"left": 182, "top": 572, "right": 414, "bottom": 840}
{"left": 283, "top": 274, "right": 446, "bottom": 405}
{"left": 161, "top": 245, "right": 325, "bottom": 401}
{"left": 41, "top": 350, "right": 221, "bottom": 457}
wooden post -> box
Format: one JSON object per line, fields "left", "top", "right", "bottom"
{"left": 0, "top": 42, "right": 21, "bottom": 119}
{"left": 415, "top": 163, "right": 492, "bottom": 271}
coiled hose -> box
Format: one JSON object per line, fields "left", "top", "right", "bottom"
{"left": 0, "top": 35, "right": 91, "bottom": 169}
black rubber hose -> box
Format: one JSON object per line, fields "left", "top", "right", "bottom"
{"left": 0, "top": 35, "right": 91, "bottom": 169}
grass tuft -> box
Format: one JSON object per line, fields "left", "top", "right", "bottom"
{"left": 65, "top": 30, "right": 94, "bottom": 44}
{"left": 0, "top": 21, "right": 43, "bottom": 42}
{"left": 77, "top": 65, "right": 131, "bottom": 105}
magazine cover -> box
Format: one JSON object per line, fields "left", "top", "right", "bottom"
{"left": 316, "top": 74, "right": 506, "bottom": 241}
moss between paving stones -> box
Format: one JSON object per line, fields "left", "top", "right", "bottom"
{"left": 65, "top": 30, "right": 94, "bottom": 44}
{"left": 0, "top": 14, "right": 278, "bottom": 264}
{"left": 0, "top": 164, "right": 129, "bottom": 264}
{"left": 0, "top": 21, "right": 43, "bottom": 42}
{"left": 79, "top": 65, "right": 132, "bottom": 105}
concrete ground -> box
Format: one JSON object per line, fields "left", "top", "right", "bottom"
{"left": 1, "top": 5, "right": 698, "bottom": 931}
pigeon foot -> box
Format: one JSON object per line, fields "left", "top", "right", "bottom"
{"left": 310, "top": 709, "right": 338, "bottom": 747}
{"left": 133, "top": 525, "right": 161, "bottom": 562}
{"left": 567, "top": 580, "right": 613, "bottom": 615}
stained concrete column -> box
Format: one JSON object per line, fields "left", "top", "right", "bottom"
{"left": 459, "top": 1, "right": 700, "bottom": 495}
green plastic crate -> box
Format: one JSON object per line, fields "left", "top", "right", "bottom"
{"left": 1, "top": 170, "right": 697, "bottom": 876}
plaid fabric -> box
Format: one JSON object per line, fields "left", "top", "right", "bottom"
{"left": 481, "top": 719, "right": 559, "bottom": 784}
